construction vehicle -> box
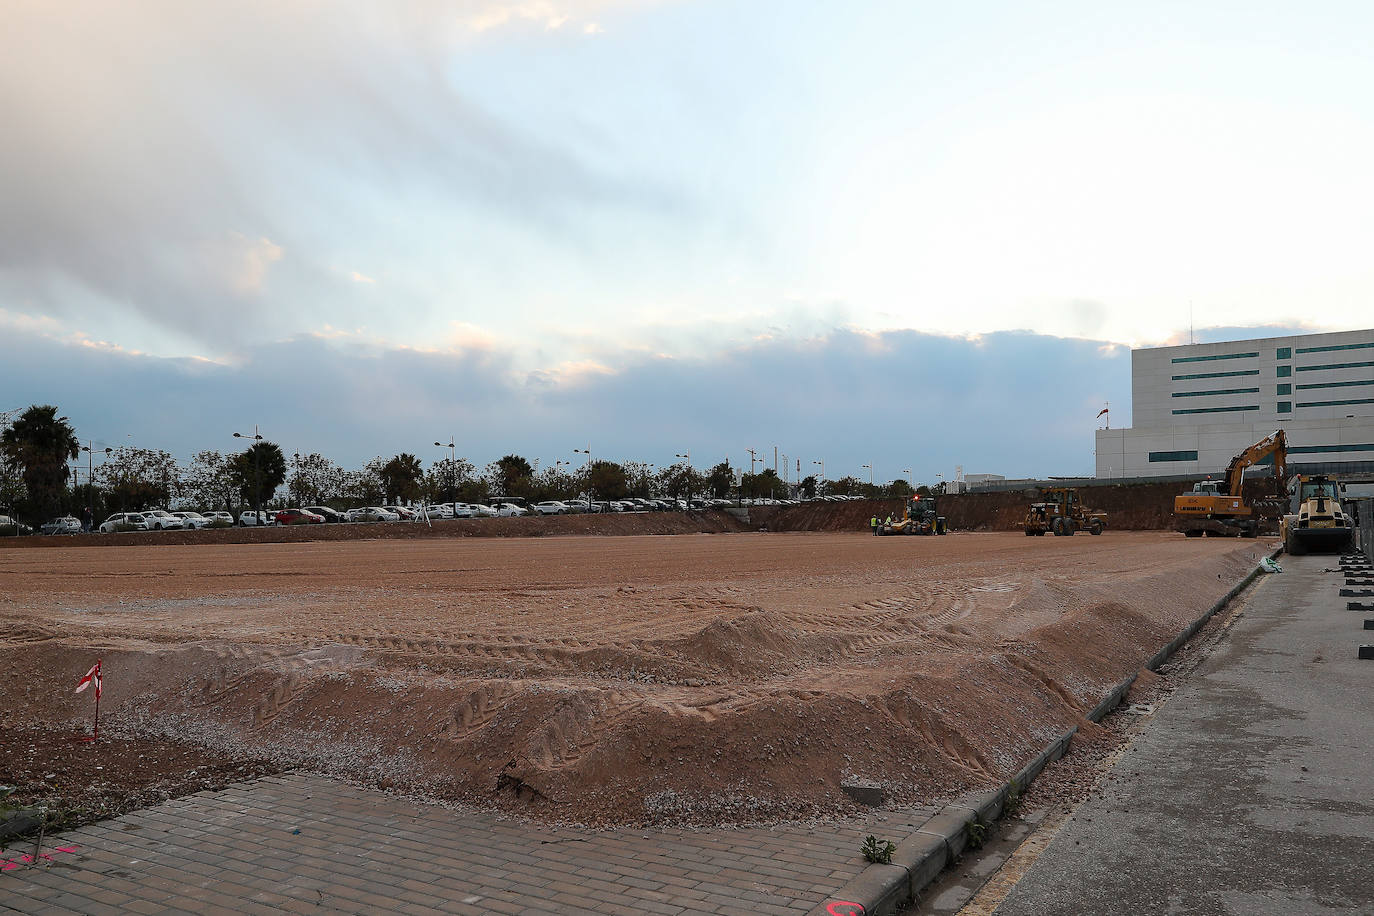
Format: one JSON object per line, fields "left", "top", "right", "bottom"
{"left": 1023, "top": 487, "right": 1106, "bottom": 536}
{"left": 879, "top": 496, "right": 948, "bottom": 536}
{"left": 1174, "top": 430, "right": 1287, "bottom": 538}
{"left": 1280, "top": 475, "right": 1355, "bottom": 555}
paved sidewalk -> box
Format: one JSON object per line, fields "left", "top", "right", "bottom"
{"left": 2, "top": 772, "right": 941, "bottom": 915}
{"left": 995, "top": 553, "right": 1374, "bottom": 915}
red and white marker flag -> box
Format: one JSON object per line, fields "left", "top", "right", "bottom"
{"left": 75, "top": 660, "right": 102, "bottom": 699}
{"left": 1096, "top": 407, "right": 1109, "bottom": 418}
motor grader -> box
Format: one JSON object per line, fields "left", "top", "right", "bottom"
{"left": 1280, "top": 475, "right": 1355, "bottom": 555}
{"left": 879, "top": 496, "right": 948, "bottom": 536}
{"left": 1023, "top": 487, "right": 1106, "bottom": 536}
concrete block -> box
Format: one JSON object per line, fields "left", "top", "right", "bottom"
{"left": 891, "top": 832, "right": 947, "bottom": 895}
{"left": 922, "top": 810, "right": 974, "bottom": 860}
{"left": 841, "top": 781, "right": 886, "bottom": 807}
{"left": 806, "top": 863, "right": 910, "bottom": 916}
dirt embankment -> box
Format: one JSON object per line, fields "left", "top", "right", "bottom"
{"left": 0, "top": 510, "right": 747, "bottom": 550}
{"left": 937, "top": 479, "right": 1288, "bottom": 531}
{"left": 0, "top": 533, "right": 1270, "bottom": 827}
{"left": 751, "top": 498, "right": 910, "bottom": 532}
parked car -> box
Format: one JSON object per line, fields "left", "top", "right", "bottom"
{"left": 141, "top": 509, "right": 185, "bottom": 531}
{"left": 467, "top": 504, "right": 498, "bottom": 518}
{"left": 99, "top": 512, "right": 146, "bottom": 533}
{"left": 347, "top": 506, "right": 399, "bottom": 522}
{"left": 40, "top": 516, "right": 83, "bottom": 535}
{"left": 303, "top": 506, "right": 346, "bottom": 523}
{"left": 494, "top": 503, "right": 527, "bottom": 517}
{"left": 381, "top": 505, "right": 418, "bottom": 520}
{"left": 415, "top": 503, "right": 453, "bottom": 520}
{"left": 0, "top": 514, "right": 33, "bottom": 536}
{"left": 532, "top": 501, "right": 570, "bottom": 515}
{"left": 204, "top": 511, "right": 235, "bottom": 526}
{"left": 276, "top": 508, "right": 325, "bottom": 525}
{"left": 173, "top": 511, "right": 212, "bottom": 529}
{"left": 238, "top": 510, "right": 275, "bottom": 527}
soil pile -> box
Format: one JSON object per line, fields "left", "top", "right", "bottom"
{"left": 0, "top": 532, "right": 1269, "bottom": 826}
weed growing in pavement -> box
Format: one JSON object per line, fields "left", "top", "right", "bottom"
{"left": 967, "top": 820, "right": 987, "bottom": 850}
{"left": 861, "top": 835, "right": 896, "bottom": 864}
{"left": 1005, "top": 778, "right": 1022, "bottom": 817}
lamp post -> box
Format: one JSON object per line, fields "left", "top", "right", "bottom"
{"left": 574, "top": 446, "right": 591, "bottom": 504}
{"left": 675, "top": 451, "right": 691, "bottom": 500}
{"left": 813, "top": 458, "right": 825, "bottom": 486}
{"left": 233, "top": 426, "right": 264, "bottom": 520}
{"left": 861, "top": 463, "right": 873, "bottom": 486}
{"left": 903, "top": 468, "right": 913, "bottom": 488}
{"left": 78, "top": 442, "right": 112, "bottom": 525}
{"left": 434, "top": 439, "right": 457, "bottom": 503}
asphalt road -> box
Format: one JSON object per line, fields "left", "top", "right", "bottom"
{"left": 995, "top": 550, "right": 1374, "bottom": 915}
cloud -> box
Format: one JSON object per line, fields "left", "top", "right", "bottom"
{"left": 0, "top": 322, "right": 1131, "bottom": 481}
{"left": 0, "top": 1, "right": 678, "bottom": 352}
{"left": 350, "top": 271, "right": 377, "bottom": 285}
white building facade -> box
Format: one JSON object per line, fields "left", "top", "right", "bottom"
{"left": 1096, "top": 328, "right": 1374, "bottom": 478}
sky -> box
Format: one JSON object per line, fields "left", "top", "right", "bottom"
{"left": 3, "top": 1, "right": 1371, "bottom": 482}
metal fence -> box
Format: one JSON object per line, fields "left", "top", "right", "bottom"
{"left": 1358, "top": 498, "right": 1373, "bottom": 563}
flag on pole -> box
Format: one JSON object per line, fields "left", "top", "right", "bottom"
{"left": 1096, "top": 407, "right": 1109, "bottom": 418}
{"left": 75, "top": 660, "right": 101, "bottom": 699}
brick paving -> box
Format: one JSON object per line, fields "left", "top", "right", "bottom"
{"left": 2, "top": 773, "right": 942, "bottom": 914}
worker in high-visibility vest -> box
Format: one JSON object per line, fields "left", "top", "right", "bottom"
{"left": 870, "top": 515, "right": 879, "bottom": 536}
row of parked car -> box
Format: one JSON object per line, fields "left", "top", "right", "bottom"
{"left": 8, "top": 494, "right": 861, "bottom": 536}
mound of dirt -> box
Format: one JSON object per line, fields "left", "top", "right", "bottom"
{"left": 0, "top": 531, "right": 1271, "bottom": 826}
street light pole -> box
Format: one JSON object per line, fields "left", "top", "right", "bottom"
{"left": 434, "top": 439, "right": 456, "bottom": 503}
{"left": 675, "top": 450, "right": 691, "bottom": 501}
{"left": 574, "top": 446, "right": 592, "bottom": 505}
{"left": 232, "top": 425, "right": 264, "bottom": 520}
{"left": 861, "top": 463, "right": 873, "bottom": 486}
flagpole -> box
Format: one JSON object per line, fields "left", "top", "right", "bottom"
{"left": 92, "top": 680, "right": 100, "bottom": 742}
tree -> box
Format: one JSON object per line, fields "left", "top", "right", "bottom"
{"left": 286, "top": 452, "right": 343, "bottom": 506}
{"left": 740, "top": 469, "right": 784, "bottom": 500}
{"left": 658, "top": 462, "right": 706, "bottom": 500}
{"left": 0, "top": 412, "right": 26, "bottom": 513}
{"left": 530, "top": 464, "right": 575, "bottom": 502}
{"left": 706, "top": 461, "right": 733, "bottom": 499}
{"left": 380, "top": 453, "right": 424, "bottom": 503}
{"left": 487, "top": 454, "right": 534, "bottom": 498}
{"left": 622, "top": 461, "right": 655, "bottom": 499}
{"left": 0, "top": 405, "right": 79, "bottom": 523}
{"left": 887, "top": 478, "right": 914, "bottom": 498}
{"left": 826, "top": 475, "right": 862, "bottom": 497}
{"left": 183, "top": 450, "right": 239, "bottom": 512}
{"left": 586, "top": 460, "right": 629, "bottom": 502}
{"left": 799, "top": 475, "right": 818, "bottom": 499}
{"left": 424, "top": 456, "right": 476, "bottom": 504}
{"left": 228, "top": 441, "right": 287, "bottom": 514}
{"left": 96, "top": 446, "right": 180, "bottom": 511}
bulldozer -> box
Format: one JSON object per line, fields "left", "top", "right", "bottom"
{"left": 1280, "top": 475, "right": 1355, "bottom": 555}
{"left": 879, "top": 496, "right": 948, "bottom": 536}
{"left": 1174, "top": 430, "right": 1287, "bottom": 538}
{"left": 1023, "top": 487, "right": 1107, "bottom": 536}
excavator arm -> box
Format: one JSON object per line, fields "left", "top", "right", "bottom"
{"left": 1223, "top": 430, "right": 1288, "bottom": 497}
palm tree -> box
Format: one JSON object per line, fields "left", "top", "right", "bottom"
{"left": 381, "top": 453, "right": 424, "bottom": 503}
{"left": 0, "top": 405, "right": 79, "bottom": 523}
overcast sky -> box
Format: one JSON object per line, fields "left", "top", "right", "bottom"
{"left": 3, "top": 1, "right": 1370, "bottom": 480}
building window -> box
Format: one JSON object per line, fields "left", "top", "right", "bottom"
{"left": 1171, "top": 369, "right": 1260, "bottom": 380}
{"left": 1295, "top": 379, "right": 1374, "bottom": 391}
{"left": 1295, "top": 397, "right": 1374, "bottom": 409}
{"left": 1295, "top": 341, "right": 1374, "bottom": 354}
{"left": 1276, "top": 365, "right": 1291, "bottom": 377}
{"left": 1297, "top": 360, "right": 1374, "bottom": 372}
{"left": 1289, "top": 443, "right": 1374, "bottom": 454}
{"left": 1171, "top": 405, "right": 1261, "bottom": 415}
{"left": 1170, "top": 387, "right": 1260, "bottom": 398}
{"left": 1277, "top": 347, "right": 1291, "bottom": 359}
{"left": 1277, "top": 383, "right": 1291, "bottom": 395}
{"left": 1277, "top": 401, "right": 1291, "bottom": 413}
{"left": 1170, "top": 351, "right": 1259, "bottom": 364}
{"left": 1148, "top": 450, "right": 1199, "bottom": 463}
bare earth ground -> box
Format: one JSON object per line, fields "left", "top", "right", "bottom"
{"left": 0, "top": 531, "right": 1270, "bottom": 827}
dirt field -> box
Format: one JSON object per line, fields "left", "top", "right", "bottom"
{"left": 0, "top": 531, "right": 1271, "bottom": 825}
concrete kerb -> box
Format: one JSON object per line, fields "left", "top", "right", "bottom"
{"left": 805, "top": 547, "right": 1277, "bottom": 916}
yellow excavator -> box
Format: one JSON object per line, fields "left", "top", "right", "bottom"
{"left": 1174, "top": 430, "right": 1287, "bottom": 538}
{"left": 1280, "top": 475, "right": 1355, "bottom": 554}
